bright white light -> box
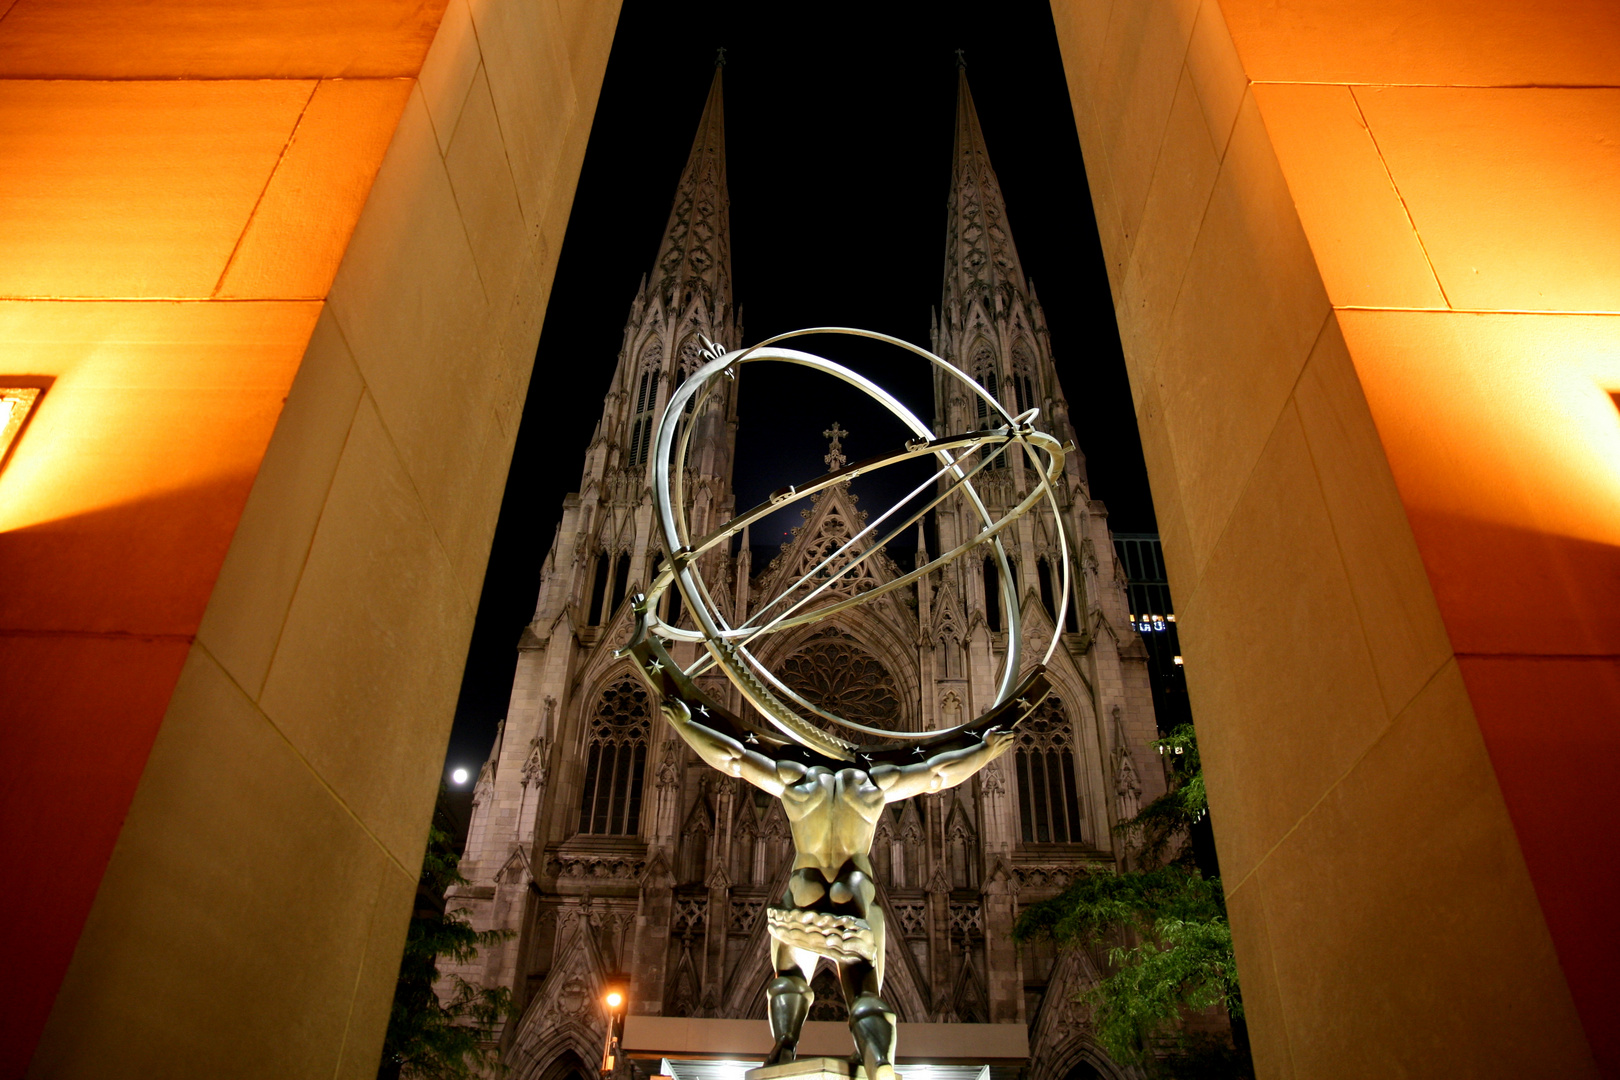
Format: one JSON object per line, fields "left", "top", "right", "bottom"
{"left": 451, "top": 767, "right": 469, "bottom": 784}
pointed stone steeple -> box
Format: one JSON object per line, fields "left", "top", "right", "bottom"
{"left": 942, "top": 70, "right": 1031, "bottom": 316}
{"left": 589, "top": 61, "right": 739, "bottom": 526}
{"left": 933, "top": 66, "right": 1077, "bottom": 477}
{"left": 651, "top": 65, "right": 732, "bottom": 312}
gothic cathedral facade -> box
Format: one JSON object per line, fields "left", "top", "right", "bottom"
{"left": 447, "top": 67, "right": 1166, "bottom": 1080}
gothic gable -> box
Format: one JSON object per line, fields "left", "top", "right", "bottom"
{"left": 752, "top": 481, "right": 900, "bottom": 620}
{"left": 506, "top": 909, "right": 611, "bottom": 1080}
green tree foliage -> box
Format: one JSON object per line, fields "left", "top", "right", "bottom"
{"left": 377, "top": 792, "right": 514, "bottom": 1080}
{"left": 1015, "top": 725, "right": 1251, "bottom": 1077}
{"left": 1116, "top": 724, "right": 1207, "bottom": 868}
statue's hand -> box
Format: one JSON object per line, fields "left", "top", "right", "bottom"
{"left": 983, "top": 726, "right": 1016, "bottom": 756}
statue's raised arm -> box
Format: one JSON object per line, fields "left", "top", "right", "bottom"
{"left": 869, "top": 725, "right": 1015, "bottom": 803}
{"left": 659, "top": 697, "right": 790, "bottom": 796}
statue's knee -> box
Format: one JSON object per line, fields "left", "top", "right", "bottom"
{"left": 768, "top": 973, "right": 811, "bottom": 998}
{"left": 848, "top": 993, "right": 895, "bottom": 1024}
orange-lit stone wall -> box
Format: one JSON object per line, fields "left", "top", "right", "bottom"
{"left": 1, "top": 2, "right": 619, "bottom": 1076}
{"left": 1051, "top": 0, "right": 1617, "bottom": 1076}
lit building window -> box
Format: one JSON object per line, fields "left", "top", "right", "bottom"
{"left": 577, "top": 680, "right": 651, "bottom": 836}
{"left": 0, "top": 386, "right": 41, "bottom": 467}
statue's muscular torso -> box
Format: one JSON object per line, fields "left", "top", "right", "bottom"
{"left": 660, "top": 697, "right": 1010, "bottom": 920}
{"left": 775, "top": 763, "right": 886, "bottom": 953}
{"left": 778, "top": 763, "right": 886, "bottom": 881}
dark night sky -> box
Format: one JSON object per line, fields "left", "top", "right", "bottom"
{"left": 440, "top": 1, "right": 1157, "bottom": 779}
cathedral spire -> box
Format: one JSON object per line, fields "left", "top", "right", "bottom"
{"left": 943, "top": 70, "right": 1030, "bottom": 314}
{"left": 650, "top": 65, "right": 731, "bottom": 312}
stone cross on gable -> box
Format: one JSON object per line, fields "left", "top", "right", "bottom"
{"left": 823, "top": 421, "right": 848, "bottom": 471}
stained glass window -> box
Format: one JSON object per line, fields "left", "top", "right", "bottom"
{"left": 577, "top": 680, "right": 651, "bottom": 836}
{"left": 1014, "top": 696, "right": 1085, "bottom": 844}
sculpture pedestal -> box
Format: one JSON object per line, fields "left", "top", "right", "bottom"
{"left": 744, "top": 1059, "right": 895, "bottom": 1080}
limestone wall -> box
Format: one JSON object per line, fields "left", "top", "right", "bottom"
{"left": 5, "top": 2, "right": 620, "bottom": 1075}
{"left": 1049, "top": 1, "right": 1616, "bottom": 1075}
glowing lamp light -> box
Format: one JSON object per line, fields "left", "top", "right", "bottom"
{"left": 600, "top": 982, "right": 629, "bottom": 1075}
{"left": 451, "top": 767, "right": 469, "bottom": 785}
{"left": 0, "top": 386, "right": 42, "bottom": 468}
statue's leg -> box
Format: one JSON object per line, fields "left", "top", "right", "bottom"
{"left": 839, "top": 959, "right": 897, "bottom": 1080}
{"left": 763, "top": 941, "right": 816, "bottom": 1067}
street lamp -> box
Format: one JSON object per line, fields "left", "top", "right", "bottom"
{"left": 600, "top": 979, "right": 629, "bottom": 1076}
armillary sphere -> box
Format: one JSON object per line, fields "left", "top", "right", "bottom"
{"left": 625, "top": 327, "right": 1073, "bottom": 765}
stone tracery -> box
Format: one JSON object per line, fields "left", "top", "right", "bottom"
{"left": 777, "top": 633, "right": 904, "bottom": 731}
{"left": 1013, "top": 696, "right": 1086, "bottom": 845}
{"left": 576, "top": 679, "right": 651, "bottom": 836}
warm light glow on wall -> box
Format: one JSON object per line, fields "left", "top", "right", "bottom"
{"left": 0, "top": 302, "right": 316, "bottom": 535}
{"left": 1343, "top": 313, "right": 1620, "bottom": 549}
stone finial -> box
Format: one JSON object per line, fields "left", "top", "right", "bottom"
{"left": 823, "top": 421, "right": 848, "bottom": 470}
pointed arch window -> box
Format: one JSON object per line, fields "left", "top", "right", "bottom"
{"left": 651, "top": 550, "right": 684, "bottom": 626}
{"left": 679, "top": 336, "right": 705, "bottom": 374}
{"left": 587, "top": 551, "right": 611, "bottom": 625}
{"left": 983, "top": 556, "right": 1002, "bottom": 634}
{"left": 577, "top": 680, "right": 651, "bottom": 836}
{"left": 970, "top": 343, "right": 997, "bottom": 422}
{"left": 899, "top": 809, "right": 924, "bottom": 887}
{"left": 946, "top": 804, "right": 979, "bottom": 889}
{"left": 1014, "top": 697, "right": 1085, "bottom": 844}
{"left": 729, "top": 803, "right": 758, "bottom": 884}
{"left": 1011, "top": 342, "right": 1039, "bottom": 415}
{"left": 970, "top": 344, "right": 1008, "bottom": 470}
{"left": 1037, "top": 557, "right": 1056, "bottom": 620}
{"left": 872, "top": 814, "right": 895, "bottom": 885}
{"left": 673, "top": 337, "right": 704, "bottom": 418}
{"left": 628, "top": 362, "right": 658, "bottom": 468}
{"left": 609, "top": 552, "right": 632, "bottom": 618}
{"left": 1036, "top": 555, "right": 1080, "bottom": 633}
{"left": 680, "top": 804, "right": 711, "bottom": 884}
{"left": 974, "top": 368, "right": 999, "bottom": 423}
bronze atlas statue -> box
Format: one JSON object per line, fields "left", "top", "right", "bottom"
{"left": 622, "top": 328, "right": 1072, "bottom": 1078}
